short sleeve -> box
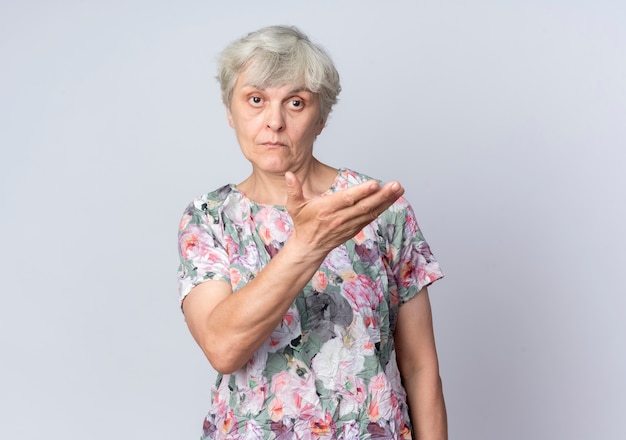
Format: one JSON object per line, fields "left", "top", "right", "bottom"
{"left": 384, "top": 198, "right": 444, "bottom": 305}
{"left": 177, "top": 199, "right": 231, "bottom": 304}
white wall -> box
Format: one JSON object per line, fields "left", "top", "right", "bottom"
{"left": 1, "top": 1, "right": 624, "bottom": 438}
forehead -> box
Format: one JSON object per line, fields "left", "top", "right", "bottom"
{"left": 235, "top": 64, "right": 309, "bottom": 93}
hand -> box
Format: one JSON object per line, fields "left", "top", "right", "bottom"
{"left": 284, "top": 172, "right": 404, "bottom": 255}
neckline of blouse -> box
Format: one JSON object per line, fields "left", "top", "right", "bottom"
{"left": 229, "top": 167, "right": 347, "bottom": 210}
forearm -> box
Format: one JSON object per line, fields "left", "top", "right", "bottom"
{"left": 405, "top": 368, "right": 448, "bottom": 440}
{"left": 201, "top": 238, "right": 327, "bottom": 371}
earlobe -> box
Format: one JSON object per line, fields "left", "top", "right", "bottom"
{"left": 226, "top": 107, "right": 234, "bottom": 128}
{"left": 315, "top": 119, "right": 326, "bottom": 136}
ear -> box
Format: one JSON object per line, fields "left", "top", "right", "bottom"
{"left": 226, "top": 106, "right": 235, "bottom": 128}
{"left": 315, "top": 118, "right": 326, "bottom": 136}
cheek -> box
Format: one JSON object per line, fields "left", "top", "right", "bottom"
{"left": 308, "top": 115, "right": 324, "bottom": 134}
{"left": 234, "top": 115, "right": 262, "bottom": 138}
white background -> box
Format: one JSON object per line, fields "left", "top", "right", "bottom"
{"left": 1, "top": 1, "right": 625, "bottom": 439}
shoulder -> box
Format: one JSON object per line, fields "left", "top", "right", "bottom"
{"left": 184, "top": 184, "right": 235, "bottom": 214}
{"left": 178, "top": 184, "right": 243, "bottom": 232}
{"left": 329, "top": 168, "right": 380, "bottom": 194}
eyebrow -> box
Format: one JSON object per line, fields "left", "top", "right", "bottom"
{"left": 242, "top": 84, "right": 311, "bottom": 95}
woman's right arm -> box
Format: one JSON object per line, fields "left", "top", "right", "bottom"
{"left": 182, "top": 172, "right": 404, "bottom": 374}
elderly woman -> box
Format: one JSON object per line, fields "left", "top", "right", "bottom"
{"left": 178, "top": 25, "right": 447, "bottom": 439}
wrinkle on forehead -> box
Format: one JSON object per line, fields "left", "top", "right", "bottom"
{"left": 238, "top": 58, "right": 316, "bottom": 94}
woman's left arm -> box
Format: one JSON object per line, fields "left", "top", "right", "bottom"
{"left": 395, "top": 287, "right": 448, "bottom": 440}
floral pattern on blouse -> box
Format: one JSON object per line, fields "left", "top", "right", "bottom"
{"left": 178, "top": 168, "right": 443, "bottom": 439}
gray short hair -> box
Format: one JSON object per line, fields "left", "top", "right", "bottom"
{"left": 217, "top": 25, "right": 341, "bottom": 121}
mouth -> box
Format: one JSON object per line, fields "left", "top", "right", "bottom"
{"left": 260, "top": 141, "right": 287, "bottom": 147}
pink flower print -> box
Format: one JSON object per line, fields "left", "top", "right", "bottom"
{"left": 312, "top": 338, "right": 359, "bottom": 390}
{"left": 353, "top": 224, "right": 380, "bottom": 267}
{"left": 235, "top": 371, "right": 267, "bottom": 416}
{"left": 270, "top": 419, "right": 295, "bottom": 439}
{"left": 367, "top": 373, "right": 396, "bottom": 423}
{"left": 354, "top": 242, "right": 380, "bottom": 267}
{"left": 388, "top": 283, "right": 400, "bottom": 308}
{"left": 178, "top": 213, "right": 192, "bottom": 231}
{"left": 223, "top": 197, "right": 246, "bottom": 224}
{"left": 268, "top": 397, "right": 284, "bottom": 422}
{"left": 404, "top": 210, "right": 419, "bottom": 236}
{"left": 202, "top": 417, "right": 216, "bottom": 438}
{"left": 271, "top": 371, "right": 291, "bottom": 397}
{"left": 400, "top": 260, "right": 416, "bottom": 289}
{"left": 309, "top": 412, "right": 335, "bottom": 438}
{"left": 268, "top": 306, "right": 301, "bottom": 353}
{"left": 322, "top": 245, "right": 353, "bottom": 277}
{"left": 399, "top": 240, "right": 435, "bottom": 289}
{"left": 338, "top": 375, "right": 367, "bottom": 417}
{"left": 369, "top": 372, "right": 386, "bottom": 393}
{"left": 333, "top": 175, "right": 350, "bottom": 191}
{"left": 399, "top": 423, "right": 412, "bottom": 439}
{"left": 364, "top": 315, "right": 378, "bottom": 331}
{"left": 230, "top": 267, "right": 241, "bottom": 289}
{"left": 352, "top": 229, "right": 367, "bottom": 245}
{"left": 258, "top": 224, "right": 273, "bottom": 246}
{"left": 312, "top": 271, "right": 328, "bottom": 291}
{"left": 358, "top": 316, "right": 381, "bottom": 348}
{"left": 212, "top": 382, "right": 234, "bottom": 420}
{"left": 243, "top": 349, "right": 268, "bottom": 381}
{"left": 346, "top": 316, "right": 377, "bottom": 355}
{"left": 240, "top": 242, "right": 260, "bottom": 269}
{"left": 179, "top": 224, "right": 228, "bottom": 277}
{"left": 397, "top": 195, "right": 409, "bottom": 208}
{"left": 243, "top": 384, "right": 267, "bottom": 415}
{"left": 292, "top": 386, "right": 319, "bottom": 420}
{"left": 243, "top": 420, "right": 264, "bottom": 440}
{"left": 255, "top": 207, "right": 292, "bottom": 245}
{"left": 338, "top": 421, "right": 360, "bottom": 440}
{"left": 386, "top": 244, "right": 398, "bottom": 264}
{"left": 219, "top": 408, "right": 238, "bottom": 437}
{"left": 354, "top": 222, "right": 377, "bottom": 245}
{"left": 366, "top": 422, "right": 395, "bottom": 438}
{"left": 384, "top": 354, "right": 408, "bottom": 406}
{"left": 270, "top": 365, "right": 320, "bottom": 420}
{"left": 210, "top": 383, "right": 240, "bottom": 438}
{"left": 179, "top": 224, "right": 209, "bottom": 259}
{"left": 367, "top": 399, "right": 381, "bottom": 423}
{"left": 293, "top": 412, "right": 335, "bottom": 440}
{"left": 342, "top": 274, "right": 383, "bottom": 312}
{"left": 225, "top": 235, "right": 239, "bottom": 258}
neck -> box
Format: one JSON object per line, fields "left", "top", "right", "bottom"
{"left": 237, "top": 158, "right": 337, "bottom": 205}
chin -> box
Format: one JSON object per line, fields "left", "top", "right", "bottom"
{"left": 253, "top": 160, "right": 293, "bottom": 175}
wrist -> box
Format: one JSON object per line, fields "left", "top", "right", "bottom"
{"left": 282, "top": 234, "right": 328, "bottom": 265}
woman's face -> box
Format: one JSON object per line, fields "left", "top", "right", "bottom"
{"left": 226, "top": 69, "right": 325, "bottom": 175}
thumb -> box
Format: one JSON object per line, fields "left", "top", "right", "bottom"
{"left": 285, "top": 172, "right": 306, "bottom": 214}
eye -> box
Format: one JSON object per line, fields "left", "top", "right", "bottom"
{"left": 248, "top": 96, "right": 263, "bottom": 107}
{"left": 288, "top": 99, "right": 304, "bottom": 110}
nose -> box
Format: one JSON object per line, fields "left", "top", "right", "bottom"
{"left": 265, "top": 104, "right": 285, "bottom": 131}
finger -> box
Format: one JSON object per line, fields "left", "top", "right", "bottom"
{"left": 322, "top": 179, "right": 380, "bottom": 211}
{"left": 285, "top": 172, "right": 306, "bottom": 215}
{"left": 344, "top": 181, "right": 405, "bottom": 222}
{"left": 347, "top": 180, "right": 403, "bottom": 209}
{"left": 380, "top": 181, "right": 404, "bottom": 200}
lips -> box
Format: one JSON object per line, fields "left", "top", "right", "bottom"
{"left": 260, "top": 141, "right": 287, "bottom": 147}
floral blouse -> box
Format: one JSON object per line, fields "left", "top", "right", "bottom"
{"left": 178, "top": 168, "right": 443, "bottom": 439}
